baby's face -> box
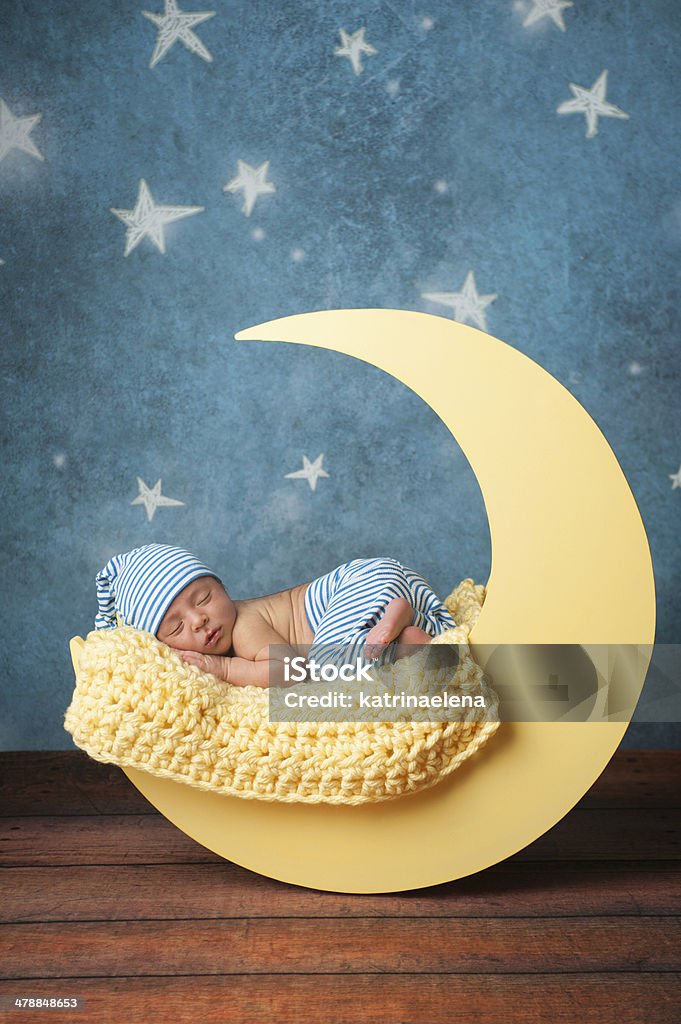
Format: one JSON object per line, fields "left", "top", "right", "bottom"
{"left": 157, "top": 575, "right": 235, "bottom": 656}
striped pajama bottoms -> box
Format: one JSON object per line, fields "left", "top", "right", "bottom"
{"left": 304, "top": 557, "right": 456, "bottom": 668}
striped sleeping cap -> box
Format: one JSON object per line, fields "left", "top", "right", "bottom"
{"left": 94, "top": 543, "right": 219, "bottom": 635}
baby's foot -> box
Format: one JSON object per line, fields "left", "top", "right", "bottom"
{"left": 364, "top": 623, "right": 398, "bottom": 662}
{"left": 364, "top": 598, "right": 416, "bottom": 661}
{"left": 392, "top": 626, "right": 434, "bottom": 664}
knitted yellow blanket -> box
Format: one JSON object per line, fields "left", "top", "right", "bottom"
{"left": 64, "top": 578, "right": 499, "bottom": 804}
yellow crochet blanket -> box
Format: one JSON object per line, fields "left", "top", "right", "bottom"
{"left": 64, "top": 578, "right": 499, "bottom": 804}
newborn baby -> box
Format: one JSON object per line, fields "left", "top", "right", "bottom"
{"left": 94, "top": 544, "right": 456, "bottom": 688}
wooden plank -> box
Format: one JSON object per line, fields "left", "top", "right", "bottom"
{"left": 582, "top": 750, "right": 681, "bottom": 808}
{"left": 2, "top": 750, "right": 680, "bottom": 816}
{"left": 1, "top": 807, "right": 679, "bottom": 867}
{"left": 3, "top": 862, "right": 681, "bottom": 923}
{"left": 0, "top": 974, "right": 680, "bottom": 1024}
{"left": 0, "top": 752, "right": 144, "bottom": 816}
{"left": 0, "top": 815, "right": 204, "bottom": 866}
{"left": 2, "top": 917, "right": 680, "bottom": 979}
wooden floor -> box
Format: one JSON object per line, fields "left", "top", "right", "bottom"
{"left": 1, "top": 750, "right": 680, "bottom": 1023}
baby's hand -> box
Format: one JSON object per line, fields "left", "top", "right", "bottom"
{"left": 177, "top": 650, "right": 229, "bottom": 681}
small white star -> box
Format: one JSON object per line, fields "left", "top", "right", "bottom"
{"left": 290, "top": 247, "right": 305, "bottom": 262}
{"left": 669, "top": 467, "right": 681, "bottom": 490}
{"left": 422, "top": 270, "right": 497, "bottom": 332}
{"left": 421, "top": 16, "right": 435, "bottom": 31}
{"left": 285, "top": 454, "right": 329, "bottom": 492}
{"left": 251, "top": 226, "right": 265, "bottom": 241}
{"left": 131, "top": 477, "right": 185, "bottom": 521}
{"left": 53, "top": 452, "right": 67, "bottom": 468}
{"left": 628, "top": 361, "right": 643, "bottom": 376}
{"left": 386, "top": 79, "right": 400, "bottom": 97}
{"left": 434, "top": 179, "right": 448, "bottom": 193}
{"left": 0, "top": 98, "right": 44, "bottom": 164}
{"left": 334, "top": 27, "right": 377, "bottom": 77}
{"left": 141, "top": 0, "right": 215, "bottom": 69}
{"left": 110, "top": 178, "right": 203, "bottom": 256}
{"left": 223, "top": 160, "right": 276, "bottom": 217}
{"left": 523, "top": 0, "right": 573, "bottom": 32}
{"left": 557, "top": 70, "right": 629, "bottom": 139}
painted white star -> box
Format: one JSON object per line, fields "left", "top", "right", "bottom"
{"left": 422, "top": 271, "right": 497, "bottom": 332}
{"left": 669, "top": 466, "right": 681, "bottom": 490}
{"left": 131, "top": 477, "right": 185, "bottom": 521}
{"left": 0, "top": 98, "right": 44, "bottom": 164}
{"left": 523, "top": 0, "right": 573, "bottom": 31}
{"left": 141, "top": 0, "right": 215, "bottom": 69}
{"left": 557, "top": 70, "right": 629, "bottom": 139}
{"left": 334, "top": 27, "right": 377, "bottom": 77}
{"left": 285, "top": 454, "right": 329, "bottom": 492}
{"left": 223, "top": 160, "right": 276, "bottom": 217}
{"left": 110, "top": 179, "right": 203, "bottom": 256}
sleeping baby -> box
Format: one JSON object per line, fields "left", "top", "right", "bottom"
{"left": 94, "top": 543, "right": 456, "bottom": 688}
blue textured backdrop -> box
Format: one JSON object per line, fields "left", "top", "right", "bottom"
{"left": 1, "top": 0, "right": 679, "bottom": 749}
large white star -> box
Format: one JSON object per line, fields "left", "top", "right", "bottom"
{"left": 223, "top": 160, "right": 276, "bottom": 217}
{"left": 669, "top": 466, "right": 681, "bottom": 490}
{"left": 110, "top": 179, "right": 204, "bottom": 256}
{"left": 0, "top": 98, "right": 44, "bottom": 164}
{"left": 334, "top": 27, "right": 377, "bottom": 77}
{"left": 557, "top": 69, "right": 629, "bottom": 139}
{"left": 141, "top": 0, "right": 215, "bottom": 69}
{"left": 422, "top": 271, "right": 497, "bottom": 332}
{"left": 523, "top": 0, "right": 573, "bottom": 31}
{"left": 131, "top": 477, "right": 185, "bottom": 521}
{"left": 285, "top": 454, "right": 330, "bottom": 492}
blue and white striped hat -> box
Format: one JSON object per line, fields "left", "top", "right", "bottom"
{"left": 94, "top": 544, "right": 219, "bottom": 635}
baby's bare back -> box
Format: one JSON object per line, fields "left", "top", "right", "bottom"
{"left": 233, "top": 580, "right": 314, "bottom": 653}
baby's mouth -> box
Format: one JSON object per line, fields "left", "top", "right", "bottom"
{"left": 205, "top": 627, "right": 221, "bottom": 648}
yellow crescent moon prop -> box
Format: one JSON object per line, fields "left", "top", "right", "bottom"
{"left": 106, "top": 309, "right": 655, "bottom": 893}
